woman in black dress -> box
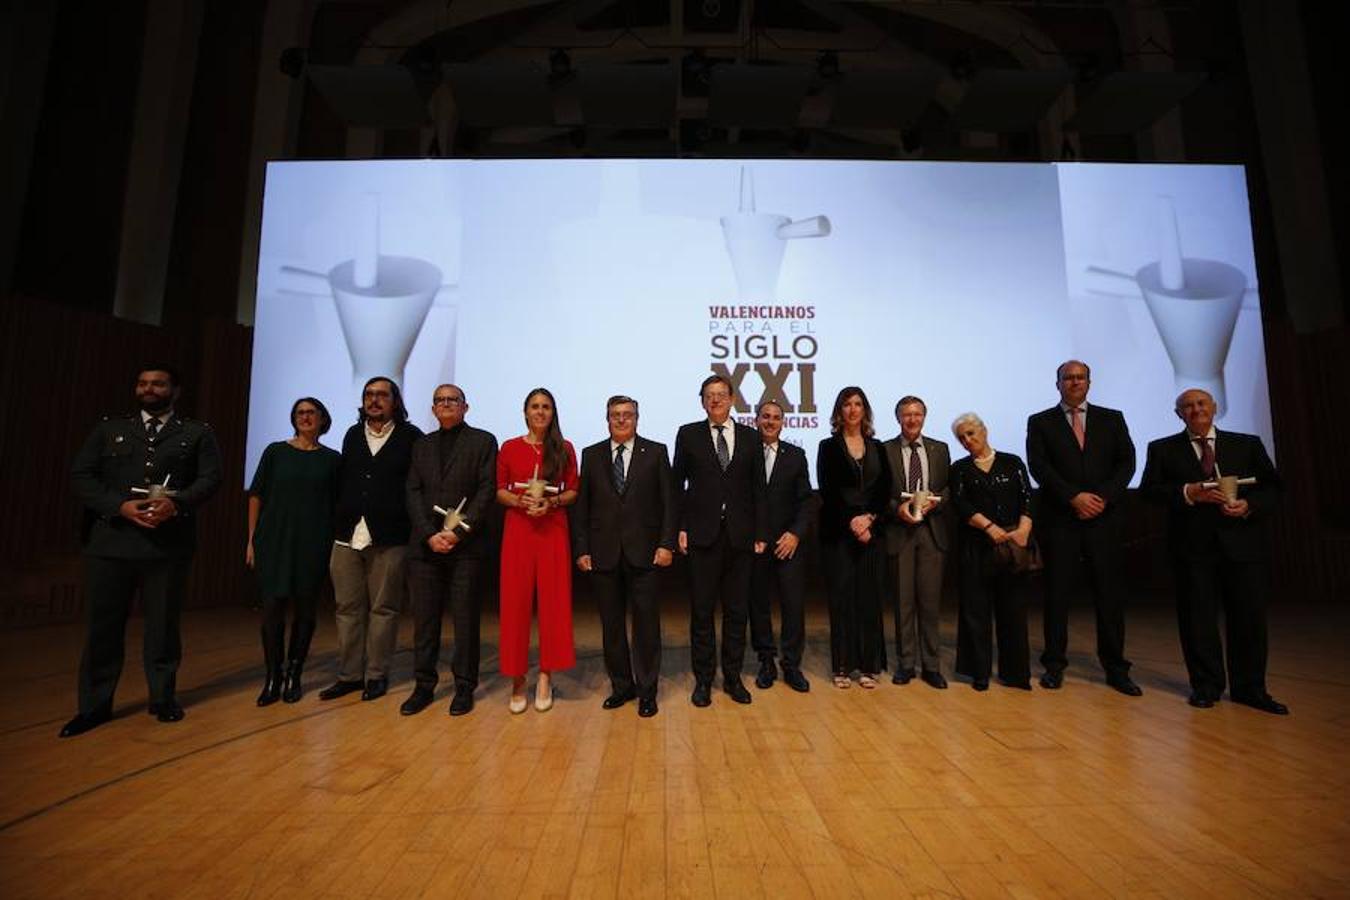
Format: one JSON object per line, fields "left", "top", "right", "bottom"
{"left": 817, "top": 387, "right": 892, "bottom": 689}
{"left": 246, "top": 398, "right": 341, "bottom": 705}
{"left": 949, "top": 412, "right": 1034, "bottom": 691}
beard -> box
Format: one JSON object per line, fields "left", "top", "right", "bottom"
{"left": 138, "top": 392, "right": 173, "bottom": 414}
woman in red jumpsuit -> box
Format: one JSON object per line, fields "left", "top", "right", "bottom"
{"left": 496, "top": 387, "right": 578, "bottom": 713}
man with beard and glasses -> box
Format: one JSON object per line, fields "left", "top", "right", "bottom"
{"left": 320, "top": 377, "right": 423, "bottom": 703}
{"left": 61, "top": 365, "right": 223, "bottom": 737}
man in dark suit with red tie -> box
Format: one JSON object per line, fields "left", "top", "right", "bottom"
{"left": 1140, "top": 388, "right": 1286, "bottom": 714}
{"left": 749, "top": 400, "right": 816, "bottom": 693}
{"left": 574, "top": 395, "right": 677, "bottom": 718}
{"left": 672, "top": 374, "right": 768, "bottom": 707}
{"left": 1026, "top": 360, "right": 1140, "bottom": 695}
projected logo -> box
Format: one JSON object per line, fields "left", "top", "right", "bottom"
{"left": 709, "top": 167, "right": 829, "bottom": 429}
{"left": 279, "top": 193, "right": 455, "bottom": 389}
{"left": 1088, "top": 195, "right": 1256, "bottom": 419}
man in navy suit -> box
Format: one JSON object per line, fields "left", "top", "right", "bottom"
{"left": 1026, "top": 360, "right": 1140, "bottom": 695}
{"left": 574, "top": 395, "right": 677, "bottom": 718}
{"left": 672, "top": 374, "right": 768, "bottom": 707}
{"left": 749, "top": 400, "right": 816, "bottom": 693}
{"left": 1140, "top": 388, "right": 1286, "bottom": 714}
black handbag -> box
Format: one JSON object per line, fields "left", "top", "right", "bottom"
{"left": 987, "top": 537, "right": 1043, "bottom": 575}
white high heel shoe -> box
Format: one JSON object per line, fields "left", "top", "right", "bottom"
{"left": 535, "top": 676, "right": 554, "bottom": 712}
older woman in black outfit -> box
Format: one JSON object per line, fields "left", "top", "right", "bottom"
{"left": 817, "top": 387, "right": 892, "bottom": 689}
{"left": 949, "top": 412, "right": 1034, "bottom": 691}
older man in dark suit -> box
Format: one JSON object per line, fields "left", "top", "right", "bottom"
{"left": 574, "top": 395, "right": 677, "bottom": 718}
{"left": 672, "top": 374, "right": 768, "bottom": 707}
{"left": 883, "top": 395, "right": 950, "bottom": 689}
{"left": 400, "top": 384, "right": 497, "bottom": 717}
{"left": 749, "top": 400, "right": 816, "bottom": 693}
{"left": 62, "top": 365, "right": 223, "bottom": 737}
{"left": 1140, "top": 388, "right": 1286, "bottom": 714}
{"left": 1026, "top": 360, "right": 1140, "bottom": 695}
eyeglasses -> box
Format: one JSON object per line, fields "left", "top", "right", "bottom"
{"left": 433, "top": 397, "right": 464, "bottom": 406}
{"left": 363, "top": 390, "right": 392, "bottom": 400}
{"left": 703, "top": 392, "right": 731, "bottom": 402}
{"left": 608, "top": 411, "right": 635, "bottom": 421}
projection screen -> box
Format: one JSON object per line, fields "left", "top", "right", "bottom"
{"left": 247, "top": 159, "right": 1270, "bottom": 486}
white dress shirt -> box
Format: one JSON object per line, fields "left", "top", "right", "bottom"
{"left": 610, "top": 437, "right": 635, "bottom": 480}
{"left": 708, "top": 418, "right": 735, "bottom": 458}
{"left": 350, "top": 420, "right": 395, "bottom": 550}
{"left": 898, "top": 437, "right": 930, "bottom": 491}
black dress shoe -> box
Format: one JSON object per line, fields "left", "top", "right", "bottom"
{"left": 973, "top": 678, "right": 990, "bottom": 692}
{"left": 603, "top": 689, "right": 636, "bottom": 710}
{"left": 638, "top": 697, "right": 658, "bottom": 718}
{"left": 256, "top": 671, "right": 282, "bottom": 707}
{"left": 891, "top": 668, "right": 915, "bottom": 686}
{"left": 724, "top": 679, "right": 753, "bottom": 704}
{"left": 59, "top": 708, "right": 111, "bottom": 738}
{"left": 361, "top": 678, "right": 387, "bottom": 701}
{"left": 783, "top": 668, "right": 810, "bottom": 693}
{"left": 400, "top": 687, "right": 434, "bottom": 716}
{"left": 999, "top": 678, "right": 1033, "bottom": 691}
{"left": 282, "top": 660, "right": 304, "bottom": 704}
{"left": 318, "top": 679, "right": 364, "bottom": 701}
{"left": 448, "top": 688, "right": 475, "bottom": 716}
{"left": 149, "top": 699, "right": 185, "bottom": 722}
{"left": 1187, "top": 692, "right": 1215, "bottom": 709}
{"left": 1107, "top": 675, "right": 1143, "bottom": 697}
{"left": 691, "top": 682, "right": 712, "bottom": 707}
{"left": 1039, "top": 671, "right": 1063, "bottom": 690}
{"left": 1233, "top": 693, "right": 1289, "bottom": 715}
{"left": 755, "top": 659, "right": 778, "bottom": 689}
{"left": 920, "top": 670, "right": 948, "bottom": 690}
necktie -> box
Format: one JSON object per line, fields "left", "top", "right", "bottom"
{"left": 908, "top": 441, "right": 923, "bottom": 492}
{"left": 715, "top": 425, "right": 730, "bottom": 471}
{"left": 1070, "top": 407, "right": 1085, "bottom": 450}
{"left": 612, "top": 444, "right": 626, "bottom": 493}
{"left": 764, "top": 444, "right": 774, "bottom": 483}
{"left": 146, "top": 417, "right": 160, "bottom": 440}
{"left": 1195, "top": 436, "right": 1215, "bottom": 479}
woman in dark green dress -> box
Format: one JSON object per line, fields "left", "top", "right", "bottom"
{"left": 247, "top": 397, "right": 340, "bottom": 705}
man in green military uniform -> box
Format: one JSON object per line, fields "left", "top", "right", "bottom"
{"left": 60, "top": 365, "right": 223, "bottom": 737}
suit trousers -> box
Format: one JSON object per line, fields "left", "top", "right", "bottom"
{"left": 260, "top": 591, "right": 318, "bottom": 671}
{"left": 407, "top": 554, "right": 482, "bottom": 692}
{"left": 329, "top": 543, "right": 406, "bottom": 682}
{"left": 592, "top": 560, "right": 662, "bottom": 700}
{"left": 750, "top": 552, "right": 806, "bottom": 670}
{"left": 954, "top": 550, "right": 1030, "bottom": 684}
{"left": 1040, "top": 520, "right": 1131, "bottom": 679}
{"left": 79, "top": 555, "right": 190, "bottom": 714}
{"left": 892, "top": 525, "right": 944, "bottom": 674}
{"left": 822, "top": 538, "right": 887, "bottom": 676}
{"left": 1172, "top": 556, "right": 1268, "bottom": 700}
{"left": 687, "top": 522, "right": 752, "bottom": 685}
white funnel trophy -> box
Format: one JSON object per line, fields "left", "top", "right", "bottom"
{"left": 720, "top": 167, "right": 830, "bottom": 302}
{"left": 1136, "top": 196, "right": 1246, "bottom": 418}
{"left": 327, "top": 193, "right": 442, "bottom": 388}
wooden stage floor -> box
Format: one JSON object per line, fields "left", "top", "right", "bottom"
{"left": 1, "top": 599, "right": 1347, "bottom": 899}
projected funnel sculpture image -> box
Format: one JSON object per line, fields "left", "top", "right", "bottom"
{"left": 1088, "top": 196, "right": 1250, "bottom": 418}
{"left": 283, "top": 194, "right": 447, "bottom": 389}
{"left": 720, "top": 167, "right": 831, "bottom": 302}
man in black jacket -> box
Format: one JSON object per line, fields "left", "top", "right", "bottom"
{"left": 321, "top": 377, "right": 423, "bottom": 703}
{"left": 1140, "top": 388, "right": 1286, "bottom": 714}
{"left": 749, "top": 400, "right": 815, "bottom": 693}
{"left": 672, "top": 374, "right": 768, "bottom": 707}
{"left": 1026, "top": 360, "right": 1140, "bottom": 695}
{"left": 400, "top": 384, "right": 497, "bottom": 717}
{"left": 61, "top": 365, "right": 222, "bottom": 737}
{"left": 574, "top": 395, "right": 677, "bottom": 717}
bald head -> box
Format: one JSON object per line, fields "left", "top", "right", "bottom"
{"left": 1174, "top": 388, "right": 1215, "bottom": 436}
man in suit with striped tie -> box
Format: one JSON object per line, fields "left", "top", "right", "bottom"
{"left": 574, "top": 396, "right": 677, "bottom": 718}
{"left": 672, "top": 374, "right": 769, "bottom": 707}
{"left": 1140, "top": 388, "right": 1286, "bottom": 714}
{"left": 1026, "top": 360, "right": 1140, "bottom": 696}
{"left": 750, "top": 400, "right": 816, "bottom": 693}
